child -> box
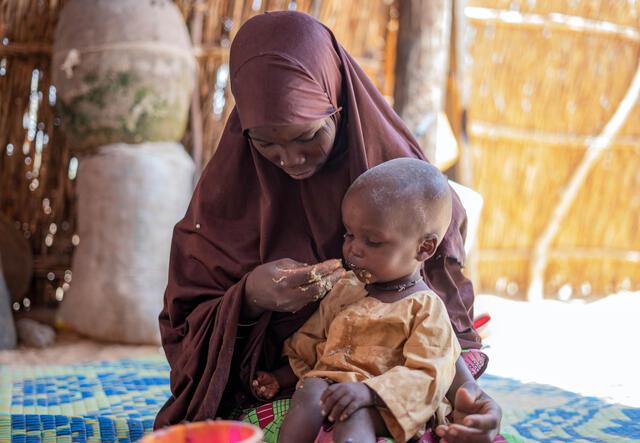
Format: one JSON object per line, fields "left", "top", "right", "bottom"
{"left": 252, "top": 158, "right": 461, "bottom": 443}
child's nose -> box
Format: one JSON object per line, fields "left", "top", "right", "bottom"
{"left": 349, "top": 241, "right": 364, "bottom": 258}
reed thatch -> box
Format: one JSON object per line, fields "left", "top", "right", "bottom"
{"left": 0, "top": 0, "right": 398, "bottom": 309}
{"left": 466, "top": 0, "right": 640, "bottom": 300}
{"left": 4, "top": 0, "right": 637, "bottom": 308}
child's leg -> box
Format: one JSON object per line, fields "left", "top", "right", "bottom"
{"left": 278, "top": 377, "right": 328, "bottom": 443}
{"left": 332, "top": 406, "right": 388, "bottom": 443}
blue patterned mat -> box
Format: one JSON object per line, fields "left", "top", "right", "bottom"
{"left": 479, "top": 374, "right": 640, "bottom": 442}
{"left": 0, "top": 358, "right": 170, "bottom": 442}
{"left": 1, "top": 358, "right": 638, "bottom": 442}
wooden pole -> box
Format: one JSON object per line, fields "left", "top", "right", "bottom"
{"left": 189, "top": 0, "right": 205, "bottom": 184}
{"left": 394, "top": 0, "right": 452, "bottom": 163}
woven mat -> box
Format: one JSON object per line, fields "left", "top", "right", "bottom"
{"left": 2, "top": 358, "right": 638, "bottom": 442}
{"left": 480, "top": 374, "right": 640, "bottom": 442}
{"left": 0, "top": 358, "right": 170, "bottom": 442}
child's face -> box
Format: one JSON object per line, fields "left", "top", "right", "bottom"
{"left": 341, "top": 188, "right": 423, "bottom": 285}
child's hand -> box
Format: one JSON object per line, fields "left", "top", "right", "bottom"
{"left": 319, "top": 382, "right": 376, "bottom": 422}
{"left": 252, "top": 370, "right": 280, "bottom": 400}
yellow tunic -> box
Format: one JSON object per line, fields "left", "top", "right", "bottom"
{"left": 283, "top": 272, "right": 461, "bottom": 443}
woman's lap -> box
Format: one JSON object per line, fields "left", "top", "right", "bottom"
{"left": 230, "top": 350, "right": 491, "bottom": 443}
{"left": 228, "top": 399, "right": 290, "bottom": 443}
{"left": 230, "top": 399, "right": 393, "bottom": 443}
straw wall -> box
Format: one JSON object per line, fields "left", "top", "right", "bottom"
{"left": 0, "top": 0, "right": 398, "bottom": 309}
{"left": 0, "top": 0, "right": 75, "bottom": 310}
{"left": 466, "top": 0, "right": 640, "bottom": 300}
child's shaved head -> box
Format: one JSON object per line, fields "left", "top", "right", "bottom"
{"left": 345, "top": 158, "right": 452, "bottom": 245}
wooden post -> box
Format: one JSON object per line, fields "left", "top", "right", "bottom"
{"left": 394, "top": 0, "right": 452, "bottom": 163}
{"left": 190, "top": 0, "right": 205, "bottom": 184}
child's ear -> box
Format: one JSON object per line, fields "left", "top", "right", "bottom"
{"left": 416, "top": 234, "right": 438, "bottom": 262}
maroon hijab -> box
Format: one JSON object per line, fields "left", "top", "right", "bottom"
{"left": 155, "top": 11, "right": 479, "bottom": 428}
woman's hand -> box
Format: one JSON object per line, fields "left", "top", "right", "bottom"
{"left": 436, "top": 381, "right": 502, "bottom": 443}
{"left": 244, "top": 258, "right": 346, "bottom": 317}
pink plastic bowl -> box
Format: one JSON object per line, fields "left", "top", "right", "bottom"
{"left": 141, "top": 420, "right": 263, "bottom": 443}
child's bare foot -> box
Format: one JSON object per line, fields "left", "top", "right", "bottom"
{"left": 252, "top": 370, "right": 280, "bottom": 400}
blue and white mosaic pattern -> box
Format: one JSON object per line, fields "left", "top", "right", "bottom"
{"left": 0, "top": 358, "right": 170, "bottom": 442}
{"left": 480, "top": 374, "right": 640, "bottom": 442}
{"left": 2, "top": 359, "right": 638, "bottom": 442}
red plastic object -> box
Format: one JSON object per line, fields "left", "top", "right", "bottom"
{"left": 473, "top": 313, "right": 491, "bottom": 329}
{"left": 141, "top": 420, "right": 263, "bottom": 443}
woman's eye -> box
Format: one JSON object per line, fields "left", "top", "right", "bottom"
{"left": 343, "top": 233, "right": 353, "bottom": 239}
{"left": 298, "top": 131, "right": 319, "bottom": 143}
{"left": 248, "top": 137, "right": 273, "bottom": 148}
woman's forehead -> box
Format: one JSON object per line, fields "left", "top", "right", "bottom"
{"left": 247, "top": 119, "right": 324, "bottom": 142}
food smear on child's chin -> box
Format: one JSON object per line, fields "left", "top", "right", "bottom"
{"left": 345, "top": 261, "right": 373, "bottom": 284}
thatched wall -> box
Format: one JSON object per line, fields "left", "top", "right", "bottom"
{"left": 0, "top": 0, "right": 398, "bottom": 309}
{"left": 466, "top": 0, "right": 640, "bottom": 299}
{"left": 3, "top": 0, "right": 637, "bottom": 309}
{"left": 0, "top": 1, "right": 75, "bottom": 310}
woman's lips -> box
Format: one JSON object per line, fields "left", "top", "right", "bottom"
{"left": 286, "top": 168, "right": 315, "bottom": 179}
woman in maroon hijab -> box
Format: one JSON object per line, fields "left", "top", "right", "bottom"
{"left": 156, "top": 10, "right": 501, "bottom": 442}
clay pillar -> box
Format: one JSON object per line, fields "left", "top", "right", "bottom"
{"left": 52, "top": 0, "right": 196, "bottom": 344}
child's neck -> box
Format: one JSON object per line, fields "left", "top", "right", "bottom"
{"left": 365, "top": 268, "right": 428, "bottom": 303}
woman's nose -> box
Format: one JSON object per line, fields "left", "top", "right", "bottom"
{"left": 279, "top": 148, "right": 306, "bottom": 167}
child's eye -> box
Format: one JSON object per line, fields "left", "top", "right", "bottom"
{"left": 366, "top": 239, "right": 382, "bottom": 247}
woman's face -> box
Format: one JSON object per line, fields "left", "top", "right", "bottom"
{"left": 246, "top": 117, "right": 337, "bottom": 180}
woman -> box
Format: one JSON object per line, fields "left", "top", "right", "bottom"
{"left": 156, "top": 11, "right": 501, "bottom": 442}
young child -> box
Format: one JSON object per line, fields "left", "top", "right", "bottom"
{"left": 252, "top": 158, "right": 461, "bottom": 443}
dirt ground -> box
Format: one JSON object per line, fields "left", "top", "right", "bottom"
{"left": 0, "top": 329, "right": 162, "bottom": 365}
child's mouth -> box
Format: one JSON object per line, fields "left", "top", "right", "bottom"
{"left": 344, "top": 261, "right": 372, "bottom": 284}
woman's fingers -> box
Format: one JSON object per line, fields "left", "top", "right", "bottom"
{"left": 437, "top": 423, "right": 496, "bottom": 443}
{"left": 276, "top": 259, "right": 343, "bottom": 288}
{"left": 298, "top": 268, "right": 347, "bottom": 301}
{"left": 463, "top": 412, "right": 500, "bottom": 430}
